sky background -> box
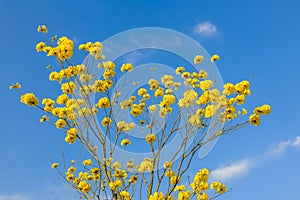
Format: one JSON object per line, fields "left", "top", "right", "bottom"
{"left": 1, "top": 0, "right": 300, "bottom": 199}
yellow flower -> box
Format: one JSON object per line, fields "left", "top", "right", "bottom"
{"left": 128, "top": 175, "right": 138, "bottom": 184}
{"left": 78, "top": 181, "right": 91, "bottom": 193}
{"left": 51, "top": 163, "right": 59, "bottom": 168}
{"left": 66, "top": 174, "right": 75, "bottom": 182}
{"left": 97, "top": 97, "right": 110, "bottom": 108}
{"left": 198, "top": 70, "right": 208, "bottom": 79}
{"left": 241, "top": 108, "right": 247, "bottom": 115}
{"left": 149, "top": 192, "right": 164, "bottom": 200}
{"left": 175, "top": 66, "right": 185, "bottom": 75}
{"left": 121, "top": 138, "right": 131, "bottom": 146}
{"left": 101, "top": 117, "right": 112, "bottom": 127}
{"left": 210, "top": 54, "right": 220, "bottom": 62}
{"left": 148, "top": 105, "right": 157, "bottom": 112}
{"left": 130, "top": 104, "right": 143, "bottom": 116}
{"left": 145, "top": 133, "right": 156, "bottom": 143}
{"left": 198, "top": 193, "right": 209, "bottom": 200}
{"left": 165, "top": 170, "right": 175, "bottom": 178}
{"left": 200, "top": 80, "right": 214, "bottom": 91}
{"left": 55, "top": 119, "right": 67, "bottom": 129}
{"left": 178, "top": 191, "right": 191, "bottom": 200}
{"left": 249, "top": 114, "right": 260, "bottom": 126}
{"left": 194, "top": 55, "right": 204, "bottom": 64}
{"left": 196, "top": 91, "right": 210, "bottom": 105}
{"left": 40, "top": 115, "right": 49, "bottom": 122}
{"left": 120, "top": 190, "right": 131, "bottom": 199}
{"left": 37, "top": 25, "right": 48, "bottom": 33}
{"left": 223, "top": 83, "right": 235, "bottom": 95}
{"left": 163, "top": 161, "right": 173, "bottom": 169}
{"left": 121, "top": 63, "right": 133, "bottom": 72}
{"left": 170, "top": 175, "right": 180, "bottom": 184}
{"left": 56, "top": 94, "right": 69, "bottom": 104}
{"left": 20, "top": 93, "right": 39, "bottom": 106}
{"left": 82, "top": 159, "right": 92, "bottom": 166}
{"left": 137, "top": 88, "right": 147, "bottom": 96}
{"left": 235, "top": 80, "right": 250, "bottom": 95}
{"left": 174, "top": 185, "right": 186, "bottom": 191}
{"left": 36, "top": 42, "right": 46, "bottom": 52}
{"left": 254, "top": 104, "right": 271, "bottom": 115}
{"left": 155, "top": 88, "right": 164, "bottom": 97}
{"left": 9, "top": 82, "right": 21, "bottom": 90}
{"left": 205, "top": 104, "right": 216, "bottom": 118}
{"left": 61, "top": 81, "right": 76, "bottom": 94}
{"left": 181, "top": 72, "right": 191, "bottom": 79}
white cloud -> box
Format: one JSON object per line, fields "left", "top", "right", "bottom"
{"left": 210, "top": 136, "right": 300, "bottom": 182}
{"left": 0, "top": 195, "right": 30, "bottom": 200}
{"left": 292, "top": 136, "right": 300, "bottom": 147}
{"left": 194, "top": 21, "right": 218, "bottom": 37}
{"left": 266, "top": 136, "right": 300, "bottom": 156}
{"left": 210, "top": 160, "right": 251, "bottom": 182}
{"left": 267, "top": 140, "right": 291, "bottom": 156}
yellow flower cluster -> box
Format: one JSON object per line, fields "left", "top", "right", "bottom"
{"left": 101, "top": 117, "right": 112, "bottom": 127}
{"left": 121, "top": 138, "right": 131, "bottom": 146}
{"left": 20, "top": 93, "right": 39, "bottom": 106}
{"left": 117, "top": 121, "right": 135, "bottom": 132}
{"left": 82, "top": 159, "right": 92, "bottom": 166}
{"left": 37, "top": 36, "right": 74, "bottom": 61}
{"left": 97, "top": 97, "right": 110, "bottom": 108}
{"left": 61, "top": 81, "right": 77, "bottom": 94}
{"left": 65, "top": 128, "right": 77, "bottom": 144}
{"left": 145, "top": 133, "right": 156, "bottom": 143}
{"left": 37, "top": 25, "right": 48, "bottom": 33}
{"left": 109, "top": 179, "right": 123, "bottom": 191}
{"left": 78, "top": 41, "right": 103, "bottom": 59}
{"left": 137, "top": 158, "right": 154, "bottom": 172}
{"left": 249, "top": 104, "right": 271, "bottom": 126}
{"left": 9, "top": 82, "right": 21, "bottom": 90}
{"left": 120, "top": 190, "right": 131, "bottom": 199}
{"left": 210, "top": 181, "right": 227, "bottom": 194}
{"left": 121, "top": 63, "right": 133, "bottom": 72}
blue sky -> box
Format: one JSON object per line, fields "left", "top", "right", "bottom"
{"left": 1, "top": 0, "right": 300, "bottom": 199}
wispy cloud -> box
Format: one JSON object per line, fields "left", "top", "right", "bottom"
{"left": 266, "top": 136, "right": 300, "bottom": 156}
{"left": 211, "top": 136, "right": 300, "bottom": 182}
{"left": 292, "top": 136, "right": 300, "bottom": 147}
{"left": 210, "top": 160, "right": 251, "bottom": 181}
{"left": 193, "top": 21, "right": 218, "bottom": 37}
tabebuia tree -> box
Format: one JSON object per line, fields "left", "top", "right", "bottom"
{"left": 11, "top": 25, "right": 271, "bottom": 200}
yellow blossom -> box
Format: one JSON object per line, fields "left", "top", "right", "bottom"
{"left": 101, "top": 117, "right": 112, "bottom": 127}
{"left": 97, "top": 97, "right": 110, "bottom": 108}
{"left": 200, "top": 80, "right": 214, "bottom": 91}
{"left": 194, "top": 55, "right": 204, "bottom": 64}
{"left": 138, "top": 88, "right": 147, "bottom": 96}
{"left": 254, "top": 104, "right": 271, "bottom": 115}
{"left": 145, "top": 133, "right": 156, "bottom": 143}
{"left": 61, "top": 81, "right": 76, "bottom": 94}
{"left": 205, "top": 104, "right": 216, "bottom": 118}
{"left": 121, "top": 138, "right": 131, "bottom": 146}
{"left": 36, "top": 42, "right": 46, "bottom": 52}
{"left": 9, "top": 82, "right": 21, "bottom": 90}
{"left": 210, "top": 54, "right": 220, "bottom": 62}
{"left": 55, "top": 119, "right": 67, "bottom": 129}
{"left": 40, "top": 115, "right": 49, "bottom": 122}
{"left": 37, "top": 25, "right": 48, "bottom": 33}
{"left": 121, "top": 63, "right": 133, "bottom": 72}
{"left": 82, "top": 159, "right": 92, "bottom": 166}
{"left": 175, "top": 66, "right": 185, "bottom": 75}
{"left": 51, "top": 163, "right": 59, "bottom": 168}
{"left": 249, "top": 114, "right": 260, "bottom": 126}
{"left": 20, "top": 93, "right": 39, "bottom": 106}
